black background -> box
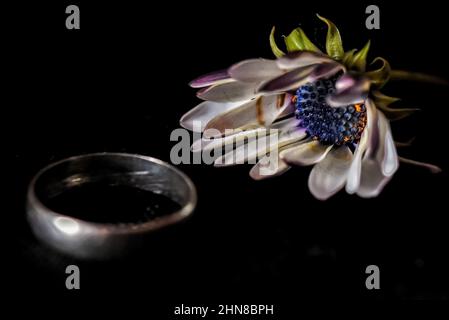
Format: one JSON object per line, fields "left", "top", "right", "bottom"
{"left": 4, "top": 0, "right": 449, "bottom": 315}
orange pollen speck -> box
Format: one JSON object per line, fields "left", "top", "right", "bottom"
{"left": 354, "top": 104, "right": 362, "bottom": 112}
{"left": 291, "top": 96, "right": 298, "bottom": 104}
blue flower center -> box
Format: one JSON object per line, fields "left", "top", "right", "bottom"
{"left": 295, "top": 77, "right": 367, "bottom": 145}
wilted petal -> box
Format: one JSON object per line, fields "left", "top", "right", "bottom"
{"left": 280, "top": 140, "right": 333, "bottom": 166}
{"left": 228, "top": 59, "right": 283, "bottom": 83}
{"left": 258, "top": 65, "right": 317, "bottom": 93}
{"left": 308, "top": 145, "right": 353, "bottom": 200}
{"left": 197, "top": 81, "right": 259, "bottom": 102}
{"left": 327, "top": 75, "right": 370, "bottom": 107}
{"left": 189, "top": 69, "right": 232, "bottom": 88}
{"left": 204, "top": 93, "right": 293, "bottom": 137}
{"left": 308, "top": 62, "right": 345, "bottom": 82}
{"left": 180, "top": 100, "right": 246, "bottom": 132}
{"left": 276, "top": 51, "right": 334, "bottom": 70}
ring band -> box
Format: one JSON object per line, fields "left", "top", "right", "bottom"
{"left": 26, "top": 153, "right": 197, "bottom": 259}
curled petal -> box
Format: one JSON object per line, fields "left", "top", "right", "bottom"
{"left": 356, "top": 159, "right": 392, "bottom": 198}
{"left": 228, "top": 59, "right": 283, "bottom": 83}
{"left": 308, "top": 145, "right": 353, "bottom": 200}
{"left": 356, "top": 105, "right": 399, "bottom": 197}
{"left": 259, "top": 62, "right": 343, "bottom": 94}
{"left": 258, "top": 65, "right": 317, "bottom": 93}
{"left": 275, "top": 51, "right": 334, "bottom": 70}
{"left": 379, "top": 112, "right": 399, "bottom": 176}
{"left": 327, "top": 74, "right": 370, "bottom": 107}
{"left": 189, "top": 69, "right": 232, "bottom": 88}
{"left": 308, "top": 62, "right": 345, "bottom": 82}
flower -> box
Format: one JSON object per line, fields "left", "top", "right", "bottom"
{"left": 180, "top": 15, "right": 442, "bottom": 200}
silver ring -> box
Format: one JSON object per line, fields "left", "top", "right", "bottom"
{"left": 26, "top": 153, "right": 197, "bottom": 259}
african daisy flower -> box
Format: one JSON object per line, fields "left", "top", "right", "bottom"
{"left": 180, "top": 15, "right": 442, "bottom": 200}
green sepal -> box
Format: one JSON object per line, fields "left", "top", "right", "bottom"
{"left": 372, "top": 90, "right": 418, "bottom": 121}
{"left": 270, "top": 26, "right": 285, "bottom": 58}
{"left": 371, "top": 90, "right": 400, "bottom": 107}
{"left": 351, "top": 40, "right": 371, "bottom": 71}
{"left": 342, "top": 49, "right": 357, "bottom": 67}
{"left": 317, "top": 14, "right": 344, "bottom": 60}
{"left": 284, "top": 27, "right": 321, "bottom": 53}
{"left": 365, "top": 57, "right": 391, "bottom": 87}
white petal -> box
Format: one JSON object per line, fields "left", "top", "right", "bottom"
{"left": 378, "top": 112, "right": 399, "bottom": 177}
{"left": 249, "top": 155, "right": 290, "bottom": 180}
{"left": 363, "top": 99, "right": 380, "bottom": 158}
{"left": 308, "top": 145, "right": 353, "bottom": 200}
{"left": 228, "top": 59, "right": 283, "bottom": 83}
{"left": 196, "top": 116, "right": 301, "bottom": 151}
{"left": 197, "top": 81, "right": 259, "bottom": 102}
{"left": 214, "top": 126, "right": 307, "bottom": 166}
{"left": 280, "top": 140, "right": 333, "bottom": 166}
{"left": 180, "top": 100, "right": 246, "bottom": 132}
{"left": 356, "top": 159, "right": 391, "bottom": 198}
{"left": 346, "top": 99, "right": 379, "bottom": 194}
{"left": 345, "top": 132, "right": 368, "bottom": 194}
{"left": 249, "top": 139, "right": 310, "bottom": 180}
{"left": 355, "top": 104, "right": 398, "bottom": 198}
{"left": 204, "top": 94, "right": 293, "bottom": 137}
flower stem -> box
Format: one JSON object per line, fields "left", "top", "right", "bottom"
{"left": 390, "top": 70, "right": 449, "bottom": 86}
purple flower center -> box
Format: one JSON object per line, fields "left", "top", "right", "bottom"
{"left": 295, "top": 77, "right": 367, "bottom": 145}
